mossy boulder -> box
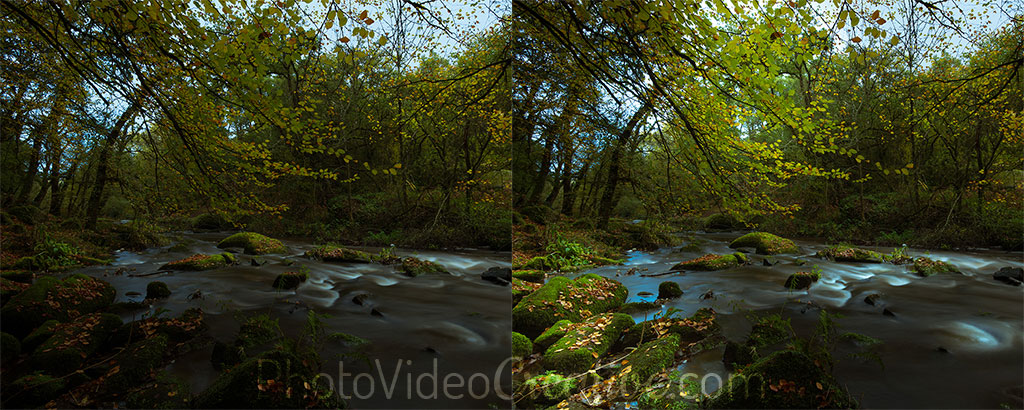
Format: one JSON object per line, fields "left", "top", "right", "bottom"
{"left": 784, "top": 271, "right": 821, "bottom": 290}
{"left": 816, "top": 245, "right": 884, "bottom": 263}
{"left": 671, "top": 253, "right": 746, "bottom": 271}
{"left": 512, "top": 274, "right": 628, "bottom": 338}
{"left": 618, "top": 301, "right": 662, "bottom": 314}
{"left": 167, "top": 242, "right": 191, "bottom": 253}
{"left": 707, "top": 350, "right": 857, "bottom": 408}
{"left": 513, "top": 269, "right": 546, "bottom": 283}
{"left": 746, "top": 315, "right": 791, "bottom": 348}
{"left": 161, "top": 253, "right": 234, "bottom": 271}
{"left": 8, "top": 373, "right": 66, "bottom": 408}
{"left": 1, "top": 277, "right": 31, "bottom": 305}
{"left": 618, "top": 308, "right": 721, "bottom": 351}
{"left": 305, "top": 245, "right": 372, "bottom": 263}
{"left": 146, "top": 281, "right": 171, "bottom": 298}
{"left": 236, "top": 313, "right": 282, "bottom": 349}
{"left": 911, "top": 257, "right": 959, "bottom": 277}
{"left": 21, "top": 319, "right": 60, "bottom": 352}
{"left": 124, "top": 372, "right": 191, "bottom": 409}
{"left": 108, "top": 308, "right": 206, "bottom": 348}
{"left": 217, "top": 232, "right": 289, "bottom": 255}
{"left": 658, "top": 281, "right": 683, "bottom": 299}
{"left": 1, "top": 274, "right": 116, "bottom": 338}
{"left": 1, "top": 270, "right": 35, "bottom": 283}
{"left": 512, "top": 278, "right": 542, "bottom": 306}
{"left": 517, "top": 372, "right": 577, "bottom": 408}
{"left": 272, "top": 271, "right": 309, "bottom": 290}
{"left": 2, "top": 331, "right": 21, "bottom": 363}
{"left": 723, "top": 340, "right": 758, "bottom": 370}
{"left": 512, "top": 331, "right": 533, "bottom": 357}
{"left": 533, "top": 319, "right": 573, "bottom": 351}
{"left": 729, "top": 232, "right": 799, "bottom": 255}
{"left": 106, "top": 334, "right": 169, "bottom": 391}
{"left": 616, "top": 333, "right": 681, "bottom": 392}
{"left": 29, "top": 313, "right": 123, "bottom": 374}
{"left": 194, "top": 350, "right": 343, "bottom": 409}
{"left": 542, "top": 313, "right": 634, "bottom": 374}
{"left": 399, "top": 257, "right": 448, "bottom": 277}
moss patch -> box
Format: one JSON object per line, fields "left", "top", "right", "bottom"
{"left": 512, "top": 274, "right": 628, "bottom": 338}
{"left": 618, "top": 301, "right": 662, "bottom": 314}
{"left": 616, "top": 333, "right": 681, "bottom": 392}
{"left": 29, "top": 313, "right": 123, "bottom": 375}
{"left": 618, "top": 308, "right": 720, "bottom": 351}
{"left": 513, "top": 269, "right": 546, "bottom": 283}
{"left": 194, "top": 350, "right": 343, "bottom": 408}
{"left": 816, "top": 244, "right": 884, "bottom": 263}
{"left": 707, "top": 350, "right": 857, "bottom": 408}
{"left": 305, "top": 244, "right": 372, "bottom": 263}
{"left": 161, "top": 253, "right": 233, "bottom": 271}
{"left": 512, "top": 278, "right": 542, "bottom": 306}
{"left": 9, "top": 373, "right": 66, "bottom": 408}
{"left": 512, "top": 331, "right": 533, "bottom": 357}
{"left": 729, "top": 232, "right": 799, "bottom": 255}
{"left": 399, "top": 257, "right": 448, "bottom": 277}
{"left": 658, "top": 281, "right": 683, "bottom": 299}
{"left": 542, "top": 313, "right": 634, "bottom": 374}
{"left": 911, "top": 257, "right": 959, "bottom": 277}
{"left": 1, "top": 274, "right": 115, "bottom": 338}
{"left": 217, "top": 232, "right": 289, "bottom": 255}
{"left": 146, "top": 281, "right": 171, "bottom": 298}
{"left": 671, "top": 253, "right": 745, "bottom": 271}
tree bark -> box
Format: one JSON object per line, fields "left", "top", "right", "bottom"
{"left": 597, "top": 102, "right": 651, "bottom": 230}
{"left": 85, "top": 102, "right": 140, "bottom": 230}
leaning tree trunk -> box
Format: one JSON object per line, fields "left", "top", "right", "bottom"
{"left": 85, "top": 103, "right": 139, "bottom": 230}
{"left": 597, "top": 102, "right": 651, "bottom": 230}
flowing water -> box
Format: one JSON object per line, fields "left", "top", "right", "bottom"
{"left": 68, "top": 232, "right": 512, "bottom": 409}
{"left": 567, "top": 231, "right": 1024, "bottom": 409}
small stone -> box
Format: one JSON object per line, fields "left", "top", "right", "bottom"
{"left": 993, "top": 267, "right": 1023, "bottom": 286}
{"left": 481, "top": 267, "right": 512, "bottom": 286}
{"left": 883, "top": 308, "right": 895, "bottom": 317}
{"left": 371, "top": 308, "right": 384, "bottom": 317}
{"left": 352, "top": 293, "right": 371, "bottom": 306}
{"left": 864, "top": 294, "right": 881, "bottom": 306}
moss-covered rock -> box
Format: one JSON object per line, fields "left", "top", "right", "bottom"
{"left": 272, "top": 271, "right": 309, "bottom": 290}
{"left": 8, "top": 373, "right": 66, "bottom": 408}
{"left": 194, "top": 350, "right": 343, "bottom": 409}
{"left": 513, "top": 269, "right": 546, "bottom": 283}
{"left": 1, "top": 276, "right": 30, "bottom": 305}
{"left": 784, "top": 271, "right": 821, "bottom": 290}
{"left": 542, "top": 313, "right": 634, "bottom": 374}
{"left": 399, "top": 257, "right": 448, "bottom": 277}
{"left": 911, "top": 257, "right": 959, "bottom": 277}
{"left": 1, "top": 270, "right": 35, "bottom": 283}
{"left": 658, "top": 281, "right": 683, "bottom": 299}
{"left": 616, "top": 333, "right": 681, "bottom": 392}
{"left": 236, "top": 313, "right": 281, "bottom": 349}
{"left": 512, "top": 277, "right": 542, "bottom": 306}
{"left": 816, "top": 244, "right": 884, "bottom": 263}
{"left": 305, "top": 245, "right": 372, "bottom": 263}
{"left": 512, "top": 331, "right": 533, "bottom": 357}
{"left": 746, "top": 315, "right": 791, "bottom": 348}
{"left": 729, "top": 232, "right": 800, "bottom": 255}
{"left": 533, "top": 319, "right": 573, "bottom": 351}
{"left": 671, "top": 253, "right": 746, "bottom": 271}
{"left": 723, "top": 340, "right": 758, "bottom": 370}
{"left": 108, "top": 308, "right": 206, "bottom": 348}
{"left": 21, "top": 319, "right": 60, "bottom": 352}
{"left": 146, "top": 281, "right": 171, "bottom": 298}
{"left": 106, "top": 334, "right": 168, "bottom": 391}
{"left": 707, "top": 350, "right": 857, "bottom": 408}
{"left": 161, "top": 253, "right": 234, "bottom": 271}
{"left": 618, "top": 301, "right": 662, "bottom": 314}
{"left": 124, "top": 372, "right": 191, "bottom": 409}
{"left": 512, "top": 274, "right": 628, "bottom": 338}
{"left": 517, "top": 372, "right": 577, "bottom": 408}
{"left": 167, "top": 242, "right": 191, "bottom": 253}
{"left": 2, "top": 331, "right": 21, "bottom": 363}
{"left": 1, "top": 274, "right": 116, "bottom": 338}
{"left": 618, "top": 308, "right": 721, "bottom": 351}
{"left": 217, "top": 232, "right": 289, "bottom": 255}
{"left": 29, "top": 313, "right": 123, "bottom": 374}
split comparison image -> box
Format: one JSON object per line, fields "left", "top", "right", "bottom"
{"left": 0, "top": 0, "right": 1022, "bottom": 409}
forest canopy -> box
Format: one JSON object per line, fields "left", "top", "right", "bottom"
{"left": 2, "top": 0, "right": 511, "bottom": 249}
{"left": 512, "top": 0, "right": 1022, "bottom": 248}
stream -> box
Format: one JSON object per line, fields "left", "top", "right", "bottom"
{"left": 67, "top": 231, "right": 512, "bottom": 409}
{"left": 569, "top": 231, "right": 1024, "bottom": 409}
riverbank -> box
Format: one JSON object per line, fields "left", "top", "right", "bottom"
{"left": 510, "top": 227, "right": 1024, "bottom": 408}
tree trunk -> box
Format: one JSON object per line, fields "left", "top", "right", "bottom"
{"left": 85, "top": 103, "right": 140, "bottom": 230}
{"left": 597, "top": 103, "right": 651, "bottom": 230}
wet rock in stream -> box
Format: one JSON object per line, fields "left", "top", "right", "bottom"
{"left": 481, "top": 266, "right": 512, "bottom": 285}
{"left": 993, "top": 266, "right": 1023, "bottom": 286}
